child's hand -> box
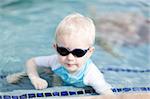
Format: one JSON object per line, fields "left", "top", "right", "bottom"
{"left": 30, "top": 76, "right": 48, "bottom": 90}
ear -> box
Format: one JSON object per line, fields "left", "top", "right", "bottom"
{"left": 87, "top": 46, "right": 95, "bottom": 58}
{"left": 89, "top": 46, "right": 95, "bottom": 54}
{"left": 53, "top": 43, "right": 56, "bottom": 49}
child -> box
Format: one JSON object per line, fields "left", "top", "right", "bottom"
{"left": 7, "top": 13, "right": 113, "bottom": 95}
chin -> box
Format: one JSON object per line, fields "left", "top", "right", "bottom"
{"left": 67, "top": 67, "right": 78, "bottom": 73}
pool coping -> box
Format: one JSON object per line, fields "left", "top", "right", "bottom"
{"left": 0, "top": 86, "right": 150, "bottom": 99}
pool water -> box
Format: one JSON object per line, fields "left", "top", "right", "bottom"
{"left": 0, "top": 0, "right": 149, "bottom": 96}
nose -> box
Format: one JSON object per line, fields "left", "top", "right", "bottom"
{"left": 67, "top": 53, "right": 75, "bottom": 60}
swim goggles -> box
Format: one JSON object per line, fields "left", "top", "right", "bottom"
{"left": 56, "top": 44, "right": 89, "bottom": 57}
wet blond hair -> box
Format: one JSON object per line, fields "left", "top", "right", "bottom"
{"left": 55, "top": 13, "right": 95, "bottom": 46}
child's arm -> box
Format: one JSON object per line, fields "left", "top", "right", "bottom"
{"left": 85, "top": 74, "right": 114, "bottom": 95}
{"left": 7, "top": 55, "right": 57, "bottom": 89}
{"left": 6, "top": 57, "right": 48, "bottom": 89}
{"left": 26, "top": 55, "right": 58, "bottom": 89}
{"left": 84, "top": 64, "right": 114, "bottom": 95}
{"left": 26, "top": 58, "right": 48, "bottom": 90}
{"left": 89, "top": 80, "right": 114, "bottom": 95}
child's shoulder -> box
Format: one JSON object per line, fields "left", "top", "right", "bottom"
{"left": 87, "top": 60, "right": 98, "bottom": 71}
{"left": 34, "top": 54, "right": 57, "bottom": 59}
{"left": 34, "top": 54, "right": 60, "bottom": 68}
{"left": 86, "top": 61, "right": 103, "bottom": 76}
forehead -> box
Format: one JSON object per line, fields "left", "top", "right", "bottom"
{"left": 57, "top": 34, "right": 89, "bottom": 49}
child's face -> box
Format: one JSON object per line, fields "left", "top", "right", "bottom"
{"left": 54, "top": 35, "right": 94, "bottom": 73}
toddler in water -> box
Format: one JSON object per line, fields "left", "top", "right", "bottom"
{"left": 7, "top": 13, "right": 113, "bottom": 95}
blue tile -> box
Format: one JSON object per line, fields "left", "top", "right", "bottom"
{"left": 120, "top": 69, "right": 125, "bottom": 71}
{"left": 140, "top": 87, "right": 147, "bottom": 91}
{"left": 126, "top": 69, "right": 131, "bottom": 72}
{"left": 114, "top": 69, "right": 119, "bottom": 72}
{"left": 123, "top": 88, "right": 131, "bottom": 92}
{"left": 28, "top": 93, "right": 36, "bottom": 98}
{"left": 53, "top": 92, "right": 59, "bottom": 96}
{"left": 0, "top": 75, "right": 6, "bottom": 79}
{"left": 61, "top": 91, "right": 68, "bottom": 96}
{"left": 107, "top": 68, "right": 113, "bottom": 71}
{"left": 37, "top": 93, "right": 44, "bottom": 97}
{"left": 112, "top": 88, "right": 117, "bottom": 92}
{"left": 77, "top": 91, "right": 84, "bottom": 95}
{"left": 20, "top": 94, "right": 27, "bottom": 99}
{"left": 147, "top": 87, "right": 150, "bottom": 91}
{"left": 140, "top": 70, "right": 145, "bottom": 73}
{"left": 85, "top": 89, "right": 91, "bottom": 94}
{"left": 3, "top": 95, "right": 11, "bottom": 99}
{"left": 145, "top": 70, "right": 150, "bottom": 72}
{"left": 132, "top": 87, "right": 140, "bottom": 91}
{"left": 132, "top": 70, "right": 138, "bottom": 72}
{"left": 116, "top": 88, "right": 122, "bottom": 92}
{"left": 12, "top": 96, "right": 19, "bottom": 99}
{"left": 45, "top": 93, "right": 52, "bottom": 97}
{"left": 69, "top": 91, "right": 76, "bottom": 95}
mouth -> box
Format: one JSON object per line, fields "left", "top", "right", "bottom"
{"left": 66, "top": 64, "right": 75, "bottom": 67}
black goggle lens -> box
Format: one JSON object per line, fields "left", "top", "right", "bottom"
{"left": 56, "top": 46, "right": 89, "bottom": 57}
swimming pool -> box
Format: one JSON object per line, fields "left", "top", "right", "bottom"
{"left": 0, "top": 0, "right": 149, "bottom": 98}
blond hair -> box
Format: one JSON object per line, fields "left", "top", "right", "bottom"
{"left": 55, "top": 13, "right": 95, "bottom": 46}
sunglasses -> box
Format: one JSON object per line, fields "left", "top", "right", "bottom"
{"left": 56, "top": 44, "right": 89, "bottom": 57}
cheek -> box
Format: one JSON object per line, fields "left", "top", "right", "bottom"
{"left": 58, "top": 56, "right": 66, "bottom": 64}
{"left": 76, "top": 57, "right": 88, "bottom": 67}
